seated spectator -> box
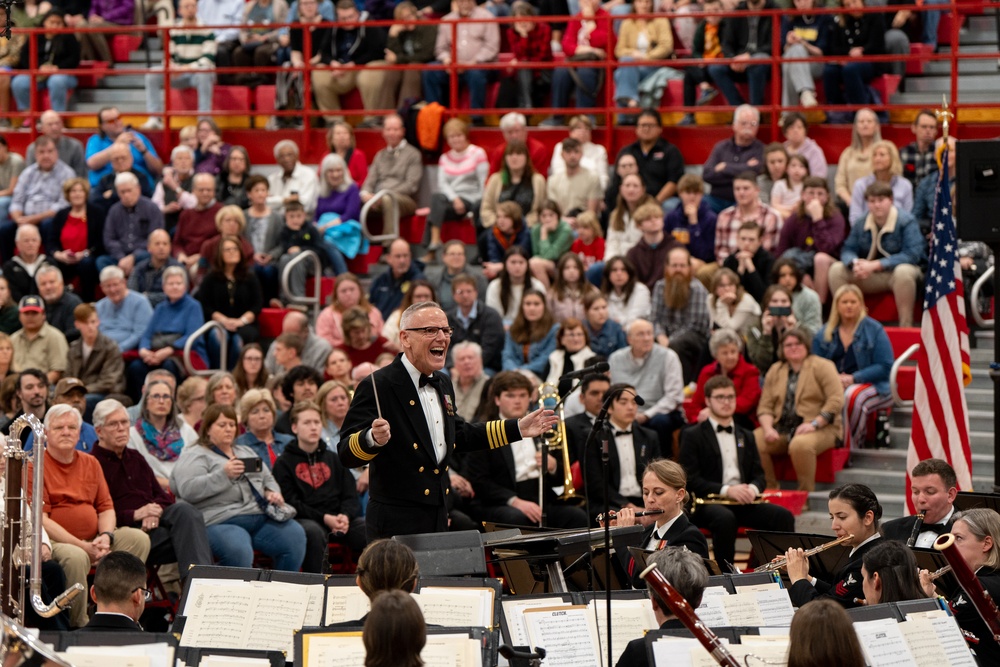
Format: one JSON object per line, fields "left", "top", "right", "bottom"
{"left": 497, "top": 2, "right": 553, "bottom": 110}
{"left": 709, "top": 267, "right": 761, "bottom": 332}
{"left": 47, "top": 179, "right": 102, "bottom": 300}
{"left": 170, "top": 404, "right": 306, "bottom": 570}
{"left": 11, "top": 295, "right": 67, "bottom": 385}
{"left": 546, "top": 138, "right": 602, "bottom": 219}
{"left": 127, "top": 266, "right": 207, "bottom": 394}
{"left": 913, "top": 135, "right": 955, "bottom": 232}
{"left": 707, "top": 0, "right": 774, "bottom": 105}
{"left": 316, "top": 379, "right": 350, "bottom": 447}
{"left": 4, "top": 136, "right": 73, "bottom": 261}
{"left": 85, "top": 107, "right": 163, "bottom": 190}
{"left": 764, "top": 260, "right": 818, "bottom": 332}
{"left": 359, "top": 115, "right": 423, "bottom": 237}
{"left": 3, "top": 225, "right": 49, "bottom": 304}
{"left": 583, "top": 293, "right": 626, "bottom": 359}
{"left": 746, "top": 285, "right": 799, "bottom": 374}
{"left": 196, "top": 0, "right": 243, "bottom": 82}
{"left": 11, "top": 11, "right": 79, "bottom": 114}
{"left": 883, "top": 1, "right": 912, "bottom": 81}
{"left": 36, "top": 265, "right": 82, "bottom": 343}
{"left": 542, "top": 0, "right": 614, "bottom": 126}
{"left": 101, "top": 172, "right": 165, "bottom": 278}
{"left": 316, "top": 273, "right": 385, "bottom": 350}
{"left": 176, "top": 376, "right": 207, "bottom": 431}
{"left": 687, "top": 328, "right": 760, "bottom": 429}
{"left": 481, "top": 142, "right": 547, "bottom": 258}
{"left": 26, "top": 111, "right": 87, "bottom": 178}
{"left": 446, "top": 274, "right": 504, "bottom": 374}
{"left": 235, "top": 388, "right": 293, "bottom": 468}
{"left": 33, "top": 377, "right": 99, "bottom": 453}
{"left": 626, "top": 203, "right": 678, "bottom": 291}
{"left": 0, "top": 279, "right": 19, "bottom": 334}
{"left": 370, "top": 238, "right": 425, "bottom": 318}
{"left": 829, "top": 182, "right": 925, "bottom": 327}
{"left": 617, "top": 110, "right": 685, "bottom": 214}
{"left": 600, "top": 256, "right": 651, "bottom": 329}
{"left": 325, "top": 121, "right": 369, "bottom": 186}
{"left": 382, "top": 281, "right": 436, "bottom": 351}
{"left": 721, "top": 221, "right": 774, "bottom": 304}
{"left": 664, "top": 174, "right": 718, "bottom": 273}
{"left": 77, "top": 551, "right": 146, "bottom": 633}
{"left": 485, "top": 246, "right": 546, "bottom": 327}
{"left": 609, "top": 318, "right": 685, "bottom": 450}
{"left": 488, "top": 112, "right": 551, "bottom": 175}
{"left": 153, "top": 146, "right": 197, "bottom": 234}
{"left": 274, "top": 401, "right": 366, "bottom": 573}
{"left": 275, "top": 201, "right": 330, "bottom": 304}
{"left": 233, "top": 344, "right": 269, "bottom": 395}
{"left": 90, "top": 142, "right": 156, "bottom": 218}
{"left": 712, "top": 173, "right": 782, "bottom": 287}
{"left": 204, "top": 371, "right": 239, "bottom": 413}
{"left": 678, "top": 0, "right": 724, "bottom": 126}
{"left": 848, "top": 141, "right": 914, "bottom": 225}
{"left": 780, "top": 0, "right": 830, "bottom": 111}
{"left": 548, "top": 254, "right": 599, "bottom": 323}
{"left": 812, "top": 284, "right": 894, "bottom": 450}
{"left": 95, "top": 266, "right": 154, "bottom": 354}
{"left": 756, "top": 327, "right": 843, "bottom": 492}
{"left": 757, "top": 143, "right": 787, "bottom": 207}
{"left": 142, "top": 0, "right": 216, "bottom": 129}
{"left": 529, "top": 201, "right": 575, "bottom": 289}
{"left": 544, "top": 318, "right": 599, "bottom": 415}
{"left": 274, "top": 365, "right": 322, "bottom": 434}
{"left": 782, "top": 112, "right": 828, "bottom": 179}
{"left": 324, "top": 348, "right": 353, "bottom": 386}
{"left": 0, "top": 137, "right": 25, "bottom": 226}
{"left": 193, "top": 122, "right": 231, "bottom": 175}
{"left": 316, "top": 153, "right": 362, "bottom": 224}
{"left": 422, "top": 0, "right": 499, "bottom": 121}
{"left": 426, "top": 242, "right": 487, "bottom": 313}
{"left": 900, "top": 110, "right": 939, "bottom": 190}
{"left": 198, "top": 206, "right": 254, "bottom": 276}
{"left": 92, "top": 398, "right": 213, "bottom": 582}
{"left": 605, "top": 174, "right": 655, "bottom": 269}
{"left": 128, "top": 229, "right": 180, "bottom": 308}
{"left": 173, "top": 174, "right": 222, "bottom": 274}
{"left": 651, "top": 247, "right": 711, "bottom": 384}
{"left": 502, "top": 289, "right": 560, "bottom": 380}
{"left": 40, "top": 403, "right": 151, "bottom": 628}
{"left": 267, "top": 140, "right": 319, "bottom": 216}
{"left": 451, "top": 342, "right": 488, "bottom": 422}
{"left": 128, "top": 375, "right": 198, "bottom": 489}
{"left": 216, "top": 146, "right": 251, "bottom": 209}
{"left": 771, "top": 155, "right": 810, "bottom": 221}
{"left": 232, "top": 0, "right": 289, "bottom": 86}
{"left": 265, "top": 310, "right": 333, "bottom": 374}
{"left": 67, "top": 304, "right": 125, "bottom": 417}
{"left": 339, "top": 308, "right": 391, "bottom": 368}
{"left": 382, "top": 1, "right": 436, "bottom": 109}
{"left": 425, "top": 119, "right": 488, "bottom": 261}
{"left": 242, "top": 175, "right": 283, "bottom": 300}
{"left": 823, "top": 5, "right": 886, "bottom": 120}
{"left": 198, "top": 235, "right": 263, "bottom": 355}
{"left": 775, "top": 176, "right": 846, "bottom": 303}
{"left": 702, "top": 106, "right": 765, "bottom": 213}
{"left": 613, "top": 0, "right": 673, "bottom": 124}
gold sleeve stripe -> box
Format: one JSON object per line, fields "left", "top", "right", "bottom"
{"left": 349, "top": 432, "right": 376, "bottom": 462}
{"left": 486, "top": 420, "right": 509, "bottom": 450}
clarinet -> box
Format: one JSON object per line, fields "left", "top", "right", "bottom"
{"left": 907, "top": 513, "right": 926, "bottom": 547}
{"left": 935, "top": 533, "right": 1000, "bottom": 641}
{"left": 640, "top": 564, "right": 741, "bottom": 667}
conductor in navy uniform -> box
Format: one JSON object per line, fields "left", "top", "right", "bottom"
{"left": 340, "top": 301, "right": 558, "bottom": 541}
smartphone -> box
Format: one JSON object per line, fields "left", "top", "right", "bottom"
{"left": 237, "top": 457, "right": 263, "bottom": 473}
{"left": 769, "top": 306, "right": 792, "bottom": 317}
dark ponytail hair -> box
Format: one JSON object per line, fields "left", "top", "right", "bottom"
{"left": 829, "top": 483, "right": 882, "bottom": 527}
{"left": 862, "top": 540, "right": 927, "bottom": 604}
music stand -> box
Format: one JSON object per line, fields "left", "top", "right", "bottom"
{"left": 394, "top": 530, "right": 488, "bottom": 577}
{"left": 911, "top": 547, "right": 961, "bottom": 598}
{"left": 745, "top": 531, "right": 851, "bottom": 585}
{"left": 953, "top": 491, "right": 1000, "bottom": 514}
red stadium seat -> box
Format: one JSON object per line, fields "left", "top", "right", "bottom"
{"left": 441, "top": 219, "right": 477, "bottom": 244}
{"left": 399, "top": 208, "right": 430, "bottom": 245}
{"left": 346, "top": 245, "right": 383, "bottom": 275}
{"left": 258, "top": 307, "right": 291, "bottom": 339}
{"left": 772, "top": 448, "right": 851, "bottom": 484}
{"left": 885, "top": 326, "right": 923, "bottom": 405}
{"left": 907, "top": 44, "right": 935, "bottom": 76}
{"left": 304, "top": 276, "right": 336, "bottom": 305}
{"left": 864, "top": 292, "right": 921, "bottom": 326}
{"left": 110, "top": 35, "right": 142, "bottom": 62}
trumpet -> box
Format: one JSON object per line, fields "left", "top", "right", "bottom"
{"left": 538, "top": 382, "right": 576, "bottom": 503}
{"left": 689, "top": 493, "right": 770, "bottom": 514}
{"left": 596, "top": 509, "right": 664, "bottom": 523}
{"left": 755, "top": 533, "right": 855, "bottom": 573}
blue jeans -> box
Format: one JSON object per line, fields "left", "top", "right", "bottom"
{"left": 921, "top": 0, "right": 949, "bottom": 47}
{"left": 12, "top": 74, "right": 77, "bottom": 112}
{"left": 822, "top": 62, "right": 875, "bottom": 107}
{"left": 422, "top": 67, "right": 491, "bottom": 110}
{"left": 207, "top": 513, "right": 306, "bottom": 572}
{"left": 586, "top": 261, "right": 605, "bottom": 287}
{"left": 0, "top": 196, "right": 10, "bottom": 228}
{"left": 551, "top": 66, "right": 602, "bottom": 113}
{"left": 320, "top": 240, "right": 348, "bottom": 275}
{"left": 145, "top": 71, "right": 215, "bottom": 113}
{"left": 707, "top": 54, "right": 770, "bottom": 106}
{"left": 614, "top": 60, "right": 659, "bottom": 106}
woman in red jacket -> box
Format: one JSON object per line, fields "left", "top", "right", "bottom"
{"left": 686, "top": 328, "right": 761, "bottom": 430}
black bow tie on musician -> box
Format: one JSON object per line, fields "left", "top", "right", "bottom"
{"left": 717, "top": 424, "right": 733, "bottom": 434}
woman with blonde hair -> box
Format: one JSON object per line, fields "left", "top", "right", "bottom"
{"left": 176, "top": 376, "right": 208, "bottom": 430}
{"left": 205, "top": 371, "right": 239, "bottom": 412}
{"left": 848, "top": 139, "right": 913, "bottom": 224}
{"left": 316, "top": 273, "right": 384, "bottom": 348}
{"left": 605, "top": 174, "right": 655, "bottom": 260}
{"left": 199, "top": 205, "right": 254, "bottom": 276}
{"left": 235, "top": 388, "right": 292, "bottom": 469}
{"left": 49, "top": 177, "right": 103, "bottom": 300}
{"left": 425, "top": 118, "right": 488, "bottom": 262}
{"left": 316, "top": 379, "right": 367, "bottom": 511}
{"left": 834, "top": 108, "right": 881, "bottom": 207}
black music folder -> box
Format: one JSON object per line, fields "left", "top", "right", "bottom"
{"left": 627, "top": 546, "right": 723, "bottom": 578}
{"left": 745, "top": 531, "right": 851, "bottom": 584}
{"left": 847, "top": 598, "right": 946, "bottom": 623}
{"left": 178, "top": 647, "right": 287, "bottom": 667}
{"left": 40, "top": 631, "right": 178, "bottom": 651}
{"left": 394, "top": 529, "right": 489, "bottom": 577}
{"left": 953, "top": 491, "right": 1000, "bottom": 514}
{"left": 911, "top": 547, "right": 961, "bottom": 599}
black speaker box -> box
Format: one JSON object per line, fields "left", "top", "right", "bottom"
{"left": 956, "top": 139, "right": 1000, "bottom": 243}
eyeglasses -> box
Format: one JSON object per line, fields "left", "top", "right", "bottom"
{"left": 103, "top": 419, "right": 131, "bottom": 430}
{"left": 709, "top": 394, "right": 737, "bottom": 402}
{"left": 148, "top": 394, "right": 172, "bottom": 402}
{"left": 782, "top": 341, "right": 805, "bottom": 349}
{"left": 102, "top": 115, "right": 122, "bottom": 124}
{"left": 404, "top": 326, "right": 454, "bottom": 337}
{"left": 133, "top": 587, "right": 152, "bottom": 602}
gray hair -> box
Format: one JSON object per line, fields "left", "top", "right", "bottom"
{"left": 114, "top": 171, "right": 140, "bottom": 189}
{"left": 625, "top": 318, "right": 653, "bottom": 336}
{"left": 192, "top": 173, "right": 215, "bottom": 188}
{"left": 733, "top": 104, "right": 760, "bottom": 126}
{"left": 162, "top": 265, "right": 189, "bottom": 288}
{"left": 92, "top": 398, "right": 128, "bottom": 429}
{"left": 14, "top": 225, "right": 40, "bottom": 243}
{"left": 318, "top": 152, "right": 353, "bottom": 197}
{"left": 35, "top": 264, "right": 62, "bottom": 284}
{"left": 709, "top": 328, "right": 744, "bottom": 357}
{"left": 450, "top": 340, "right": 482, "bottom": 358}
{"left": 44, "top": 403, "right": 83, "bottom": 430}
{"left": 499, "top": 112, "right": 527, "bottom": 131}
{"left": 274, "top": 140, "right": 299, "bottom": 159}
{"left": 399, "top": 301, "right": 443, "bottom": 330}
{"left": 170, "top": 144, "right": 194, "bottom": 161}
{"left": 646, "top": 546, "right": 709, "bottom": 609}
{"left": 100, "top": 265, "right": 126, "bottom": 283}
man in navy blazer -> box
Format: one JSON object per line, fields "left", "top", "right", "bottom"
{"left": 77, "top": 552, "right": 146, "bottom": 633}
{"left": 678, "top": 376, "right": 795, "bottom": 569}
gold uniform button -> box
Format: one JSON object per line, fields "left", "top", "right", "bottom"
{"left": 409, "top": 400, "right": 415, "bottom": 406}
{"left": 446, "top": 488, "right": 450, "bottom": 495}
{"left": 424, "top": 489, "right": 430, "bottom": 496}
{"left": 413, "top": 443, "right": 418, "bottom": 450}
{"left": 434, "top": 468, "right": 440, "bottom": 475}
{"left": 445, "top": 465, "right": 450, "bottom": 471}
{"left": 419, "top": 466, "right": 425, "bottom": 473}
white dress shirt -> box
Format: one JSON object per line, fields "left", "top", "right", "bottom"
{"left": 402, "top": 354, "right": 447, "bottom": 463}
{"left": 709, "top": 417, "right": 743, "bottom": 493}
{"left": 611, "top": 420, "right": 643, "bottom": 500}
{"left": 913, "top": 506, "right": 955, "bottom": 548}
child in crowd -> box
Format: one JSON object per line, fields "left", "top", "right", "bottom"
{"left": 721, "top": 221, "right": 773, "bottom": 303}
{"left": 276, "top": 201, "right": 328, "bottom": 305}
{"left": 529, "top": 200, "right": 574, "bottom": 288}
{"left": 758, "top": 143, "right": 789, "bottom": 206}
{"left": 484, "top": 201, "right": 531, "bottom": 279}
{"left": 770, "top": 154, "right": 809, "bottom": 221}
{"left": 582, "top": 292, "right": 626, "bottom": 359}
{"left": 178, "top": 125, "right": 199, "bottom": 154}
{"left": 547, "top": 253, "right": 599, "bottom": 322}
{"left": 571, "top": 211, "right": 605, "bottom": 275}
{"left": 663, "top": 174, "right": 717, "bottom": 276}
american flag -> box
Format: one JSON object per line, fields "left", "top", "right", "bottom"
{"left": 906, "top": 147, "right": 973, "bottom": 514}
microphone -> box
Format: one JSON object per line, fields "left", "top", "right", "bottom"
{"left": 559, "top": 361, "right": 610, "bottom": 380}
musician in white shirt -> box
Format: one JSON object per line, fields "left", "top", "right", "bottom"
{"left": 881, "top": 458, "right": 958, "bottom": 547}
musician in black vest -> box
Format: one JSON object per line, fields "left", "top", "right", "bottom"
{"left": 584, "top": 383, "right": 661, "bottom": 513}
{"left": 564, "top": 372, "right": 610, "bottom": 465}
{"left": 465, "top": 371, "right": 589, "bottom": 529}
{"left": 77, "top": 552, "right": 146, "bottom": 633}
{"left": 678, "top": 375, "right": 795, "bottom": 569}
{"left": 616, "top": 546, "right": 708, "bottom": 667}
{"left": 339, "top": 302, "right": 558, "bottom": 541}
{"left": 881, "top": 458, "right": 958, "bottom": 548}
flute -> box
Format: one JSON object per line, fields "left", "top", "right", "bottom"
{"left": 907, "top": 513, "right": 926, "bottom": 547}
{"left": 930, "top": 565, "right": 953, "bottom": 581}
{"left": 755, "top": 533, "right": 855, "bottom": 573}
{"left": 596, "top": 509, "right": 664, "bottom": 523}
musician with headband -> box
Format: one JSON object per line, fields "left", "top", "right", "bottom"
{"left": 786, "top": 483, "right": 882, "bottom": 608}
{"left": 881, "top": 458, "right": 958, "bottom": 547}
{"left": 679, "top": 375, "right": 795, "bottom": 569}
{"left": 339, "top": 302, "right": 558, "bottom": 540}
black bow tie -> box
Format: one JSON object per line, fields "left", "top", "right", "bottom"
{"left": 923, "top": 522, "right": 949, "bottom": 535}
{"left": 717, "top": 424, "right": 733, "bottom": 434}
{"left": 419, "top": 374, "right": 441, "bottom": 389}
{"left": 615, "top": 430, "right": 632, "bottom": 437}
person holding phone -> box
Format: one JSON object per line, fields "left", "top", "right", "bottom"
{"left": 745, "top": 285, "right": 798, "bottom": 375}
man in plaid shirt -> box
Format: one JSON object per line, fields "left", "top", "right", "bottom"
{"left": 899, "top": 109, "right": 939, "bottom": 190}
{"left": 713, "top": 171, "right": 782, "bottom": 266}
{"left": 650, "top": 246, "right": 711, "bottom": 385}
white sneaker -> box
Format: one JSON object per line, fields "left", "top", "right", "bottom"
{"left": 800, "top": 89, "right": 818, "bottom": 108}
{"left": 140, "top": 117, "right": 164, "bottom": 130}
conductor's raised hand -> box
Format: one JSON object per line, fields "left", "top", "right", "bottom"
{"left": 371, "top": 418, "right": 391, "bottom": 446}
{"left": 517, "top": 408, "right": 558, "bottom": 438}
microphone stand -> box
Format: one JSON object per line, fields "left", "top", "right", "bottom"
{"left": 589, "top": 389, "right": 620, "bottom": 667}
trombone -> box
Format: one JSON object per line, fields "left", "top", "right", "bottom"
{"left": 688, "top": 493, "right": 770, "bottom": 514}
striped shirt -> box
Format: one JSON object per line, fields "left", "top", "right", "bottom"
{"left": 170, "top": 20, "right": 217, "bottom": 69}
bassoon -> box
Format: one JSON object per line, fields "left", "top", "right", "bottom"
{"left": 935, "top": 532, "right": 1000, "bottom": 642}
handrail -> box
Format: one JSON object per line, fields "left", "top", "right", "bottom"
{"left": 890, "top": 343, "right": 922, "bottom": 407}
{"left": 360, "top": 190, "right": 401, "bottom": 244}
{"left": 279, "top": 249, "right": 323, "bottom": 322}
{"left": 183, "top": 320, "right": 228, "bottom": 376}
{"left": 971, "top": 265, "right": 994, "bottom": 328}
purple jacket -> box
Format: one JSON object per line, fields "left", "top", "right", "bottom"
{"left": 91, "top": 0, "right": 135, "bottom": 26}
{"left": 316, "top": 183, "right": 362, "bottom": 222}
{"left": 775, "top": 210, "right": 847, "bottom": 258}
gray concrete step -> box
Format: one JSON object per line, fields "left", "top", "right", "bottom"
{"left": 891, "top": 406, "right": 996, "bottom": 432}
{"left": 889, "top": 426, "right": 996, "bottom": 457}
{"left": 807, "top": 491, "right": 909, "bottom": 521}
{"left": 903, "top": 73, "right": 1000, "bottom": 93}
{"left": 76, "top": 89, "right": 146, "bottom": 104}
{"left": 925, "top": 58, "right": 1000, "bottom": 75}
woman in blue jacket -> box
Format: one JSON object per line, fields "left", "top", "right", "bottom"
{"left": 812, "top": 284, "right": 894, "bottom": 450}
{"left": 502, "top": 289, "right": 560, "bottom": 379}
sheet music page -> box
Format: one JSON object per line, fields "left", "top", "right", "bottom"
{"left": 422, "top": 635, "right": 483, "bottom": 667}
{"left": 732, "top": 582, "right": 780, "bottom": 593}
{"left": 65, "top": 643, "right": 173, "bottom": 667}
{"left": 898, "top": 618, "right": 952, "bottom": 667}
{"left": 727, "top": 642, "right": 790, "bottom": 666}
{"left": 854, "top": 618, "right": 918, "bottom": 667}
{"left": 301, "top": 634, "right": 366, "bottom": 667}
{"left": 696, "top": 588, "right": 730, "bottom": 627}
{"left": 200, "top": 658, "right": 273, "bottom": 667}
{"left": 414, "top": 588, "right": 493, "bottom": 627}
{"left": 903, "top": 612, "right": 978, "bottom": 667}
{"left": 180, "top": 581, "right": 255, "bottom": 647}
{"left": 303, "top": 584, "right": 326, "bottom": 627}
{"left": 523, "top": 605, "right": 602, "bottom": 667}
{"left": 245, "top": 581, "right": 311, "bottom": 657}
{"left": 324, "top": 585, "right": 371, "bottom": 624}
{"left": 587, "top": 598, "right": 658, "bottom": 666}
{"left": 753, "top": 589, "right": 795, "bottom": 626}
{"left": 651, "top": 637, "right": 700, "bottom": 667}
{"left": 60, "top": 651, "right": 149, "bottom": 667}
{"left": 721, "top": 592, "right": 764, "bottom": 626}
{"left": 502, "top": 598, "right": 572, "bottom": 647}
